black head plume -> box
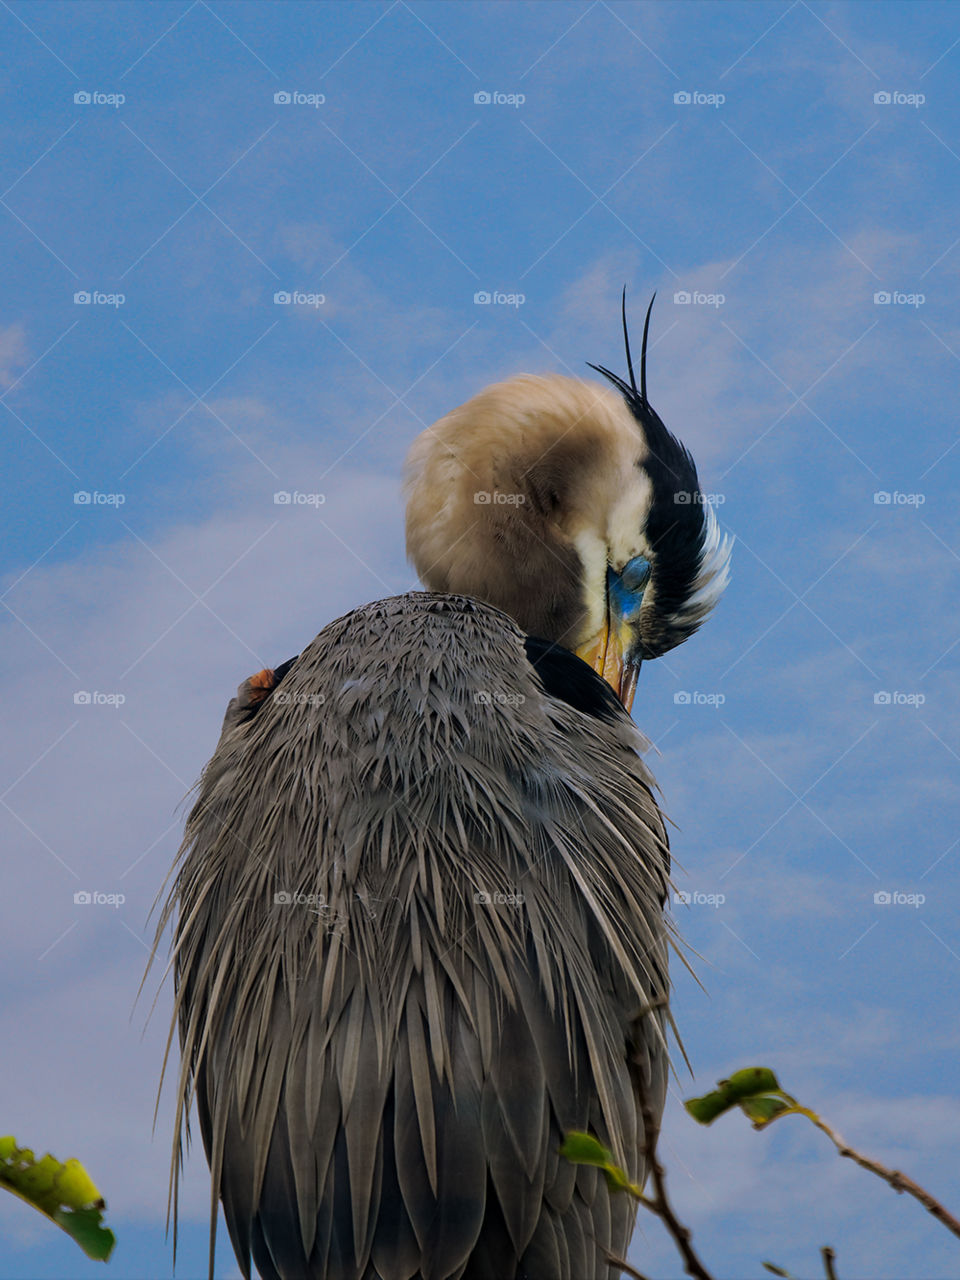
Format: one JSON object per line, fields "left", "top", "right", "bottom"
{"left": 588, "top": 289, "right": 727, "bottom": 660}
{"left": 622, "top": 285, "right": 638, "bottom": 397}
{"left": 621, "top": 284, "right": 654, "bottom": 403}
{"left": 588, "top": 287, "right": 656, "bottom": 407}
{"left": 588, "top": 290, "right": 695, "bottom": 489}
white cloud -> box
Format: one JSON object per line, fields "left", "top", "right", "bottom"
{"left": 0, "top": 322, "right": 29, "bottom": 390}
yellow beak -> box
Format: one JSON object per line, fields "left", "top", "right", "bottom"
{"left": 575, "top": 613, "right": 640, "bottom": 713}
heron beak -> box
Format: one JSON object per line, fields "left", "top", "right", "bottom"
{"left": 575, "top": 558, "right": 648, "bottom": 713}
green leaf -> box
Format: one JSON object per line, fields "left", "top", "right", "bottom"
{"left": 741, "top": 1096, "right": 795, "bottom": 1125}
{"left": 601, "top": 1161, "right": 637, "bottom": 1195}
{"left": 685, "top": 1067, "right": 783, "bottom": 1124}
{"left": 560, "top": 1131, "right": 642, "bottom": 1197}
{"left": 53, "top": 1206, "right": 116, "bottom": 1261}
{"left": 0, "top": 1137, "right": 115, "bottom": 1261}
{"left": 559, "top": 1132, "right": 612, "bottom": 1168}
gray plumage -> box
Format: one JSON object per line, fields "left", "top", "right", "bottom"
{"left": 154, "top": 323, "right": 731, "bottom": 1279}
{"left": 157, "top": 594, "right": 671, "bottom": 1279}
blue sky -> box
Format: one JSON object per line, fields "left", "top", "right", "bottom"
{"left": 2, "top": 2, "right": 959, "bottom": 1277}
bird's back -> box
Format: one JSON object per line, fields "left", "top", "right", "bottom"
{"left": 165, "top": 592, "right": 671, "bottom": 1280}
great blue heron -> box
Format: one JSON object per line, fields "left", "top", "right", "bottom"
{"left": 153, "top": 299, "right": 730, "bottom": 1280}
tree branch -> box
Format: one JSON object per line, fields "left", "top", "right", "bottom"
{"left": 634, "top": 1093, "right": 715, "bottom": 1280}
{"left": 804, "top": 1112, "right": 960, "bottom": 1241}
{"left": 600, "top": 1248, "right": 650, "bottom": 1280}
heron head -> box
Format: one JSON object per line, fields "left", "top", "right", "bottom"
{"left": 404, "top": 295, "right": 731, "bottom": 712}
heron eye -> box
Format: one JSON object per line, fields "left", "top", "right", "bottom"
{"left": 620, "top": 556, "right": 650, "bottom": 592}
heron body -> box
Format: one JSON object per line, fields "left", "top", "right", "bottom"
{"left": 157, "top": 304, "right": 731, "bottom": 1279}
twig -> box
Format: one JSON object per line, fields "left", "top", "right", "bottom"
{"left": 601, "top": 1247, "right": 650, "bottom": 1280}
{"left": 635, "top": 1093, "right": 715, "bottom": 1280}
{"left": 803, "top": 1111, "right": 960, "bottom": 1241}
{"left": 821, "top": 1245, "right": 838, "bottom": 1279}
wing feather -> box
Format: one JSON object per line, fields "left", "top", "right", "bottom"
{"left": 158, "top": 594, "right": 671, "bottom": 1279}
